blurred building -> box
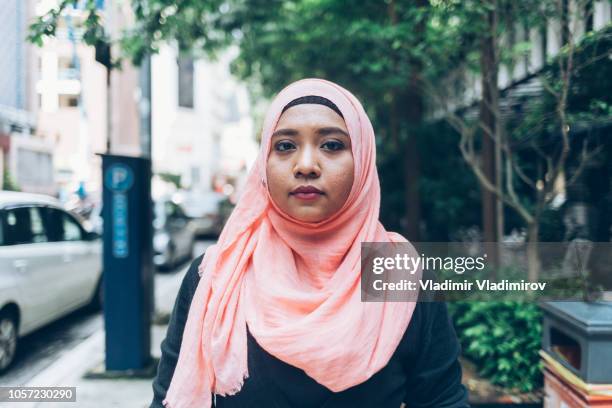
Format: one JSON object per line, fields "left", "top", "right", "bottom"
{"left": 0, "top": 0, "right": 54, "bottom": 195}
{"left": 2, "top": 1, "right": 257, "bottom": 201}
{"left": 33, "top": 0, "right": 142, "bottom": 202}
{"left": 0, "top": 0, "right": 143, "bottom": 200}
{"left": 151, "top": 45, "right": 258, "bottom": 198}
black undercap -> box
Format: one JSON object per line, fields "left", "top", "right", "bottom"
{"left": 281, "top": 95, "right": 344, "bottom": 119}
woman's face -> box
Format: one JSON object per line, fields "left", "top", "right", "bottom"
{"left": 266, "top": 104, "right": 354, "bottom": 223}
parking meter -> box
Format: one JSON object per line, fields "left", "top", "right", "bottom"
{"left": 101, "top": 154, "right": 154, "bottom": 371}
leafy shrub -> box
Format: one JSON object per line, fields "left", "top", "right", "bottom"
{"left": 2, "top": 168, "right": 20, "bottom": 191}
{"left": 448, "top": 301, "right": 543, "bottom": 392}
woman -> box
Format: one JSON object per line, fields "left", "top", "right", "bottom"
{"left": 151, "top": 78, "right": 468, "bottom": 408}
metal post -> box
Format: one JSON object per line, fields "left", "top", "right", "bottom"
{"left": 137, "top": 53, "right": 154, "bottom": 349}
{"left": 106, "top": 67, "right": 111, "bottom": 153}
{"left": 138, "top": 54, "right": 151, "bottom": 158}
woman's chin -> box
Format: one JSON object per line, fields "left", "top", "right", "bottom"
{"left": 289, "top": 208, "right": 328, "bottom": 223}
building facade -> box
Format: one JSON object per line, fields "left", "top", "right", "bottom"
{"left": 0, "top": 0, "right": 54, "bottom": 195}
{"left": 151, "top": 45, "right": 258, "bottom": 198}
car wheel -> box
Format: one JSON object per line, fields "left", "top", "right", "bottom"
{"left": 86, "top": 275, "right": 104, "bottom": 313}
{"left": 0, "top": 311, "right": 18, "bottom": 374}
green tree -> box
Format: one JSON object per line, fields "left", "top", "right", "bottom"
{"left": 425, "top": 0, "right": 608, "bottom": 280}
{"left": 2, "top": 168, "right": 20, "bottom": 192}
{"left": 31, "top": 0, "right": 464, "bottom": 240}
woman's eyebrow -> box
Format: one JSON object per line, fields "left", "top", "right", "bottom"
{"left": 271, "top": 126, "right": 350, "bottom": 138}
{"left": 271, "top": 128, "right": 299, "bottom": 138}
{"left": 317, "top": 127, "right": 350, "bottom": 137}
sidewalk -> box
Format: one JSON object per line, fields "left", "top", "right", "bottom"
{"left": 17, "top": 266, "right": 188, "bottom": 408}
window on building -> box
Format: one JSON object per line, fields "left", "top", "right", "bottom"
{"left": 178, "top": 56, "right": 194, "bottom": 109}
{"left": 58, "top": 56, "right": 74, "bottom": 69}
{"left": 58, "top": 56, "right": 78, "bottom": 80}
{"left": 59, "top": 94, "right": 79, "bottom": 108}
{"left": 16, "top": 148, "right": 53, "bottom": 186}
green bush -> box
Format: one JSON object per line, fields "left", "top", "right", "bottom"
{"left": 2, "top": 169, "right": 20, "bottom": 191}
{"left": 448, "top": 301, "right": 543, "bottom": 392}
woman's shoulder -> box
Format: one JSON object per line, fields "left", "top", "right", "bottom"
{"left": 187, "top": 253, "right": 205, "bottom": 279}
{"left": 180, "top": 253, "right": 205, "bottom": 301}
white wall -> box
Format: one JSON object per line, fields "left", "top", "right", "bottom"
{"left": 151, "top": 45, "right": 257, "bottom": 194}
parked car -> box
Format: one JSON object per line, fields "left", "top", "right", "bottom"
{"left": 153, "top": 197, "right": 197, "bottom": 270}
{"left": 178, "top": 190, "right": 225, "bottom": 238}
{"left": 0, "top": 192, "right": 102, "bottom": 374}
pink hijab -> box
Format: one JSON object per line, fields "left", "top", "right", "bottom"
{"left": 162, "top": 78, "right": 417, "bottom": 408}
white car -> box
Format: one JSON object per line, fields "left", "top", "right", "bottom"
{"left": 153, "top": 197, "right": 196, "bottom": 270}
{"left": 0, "top": 192, "right": 103, "bottom": 374}
{"left": 179, "top": 190, "right": 225, "bottom": 238}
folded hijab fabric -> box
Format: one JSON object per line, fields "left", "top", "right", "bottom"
{"left": 162, "top": 78, "right": 418, "bottom": 408}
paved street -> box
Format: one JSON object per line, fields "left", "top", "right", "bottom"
{"left": 0, "top": 305, "right": 101, "bottom": 387}
{"left": 0, "top": 239, "right": 214, "bottom": 387}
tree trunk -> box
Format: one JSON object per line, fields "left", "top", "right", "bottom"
{"left": 401, "top": 0, "right": 426, "bottom": 242}
{"left": 527, "top": 222, "right": 541, "bottom": 282}
{"left": 403, "top": 101, "right": 422, "bottom": 241}
{"left": 398, "top": 85, "right": 422, "bottom": 241}
{"left": 387, "top": 0, "right": 399, "bottom": 149}
{"left": 480, "top": 1, "right": 500, "bottom": 260}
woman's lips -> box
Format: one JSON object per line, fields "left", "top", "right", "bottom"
{"left": 290, "top": 185, "right": 324, "bottom": 201}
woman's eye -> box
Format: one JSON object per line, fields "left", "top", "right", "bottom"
{"left": 321, "top": 140, "right": 345, "bottom": 151}
{"left": 274, "top": 141, "right": 295, "bottom": 152}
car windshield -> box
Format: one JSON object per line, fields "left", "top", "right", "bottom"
{"left": 154, "top": 200, "right": 184, "bottom": 226}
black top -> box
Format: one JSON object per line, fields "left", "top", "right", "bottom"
{"left": 150, "top": 255, "right": 469, "bottom": 408}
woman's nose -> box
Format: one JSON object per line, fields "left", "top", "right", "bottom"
{"left": 294, "top": 145, "right": 321, "bottom": 179}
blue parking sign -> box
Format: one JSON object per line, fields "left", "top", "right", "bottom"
{"left": 105, "top": 164, "right": 134, "bottom": 258}
{"left": 105, "top": 164, "right": 134, "bottom": 193}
